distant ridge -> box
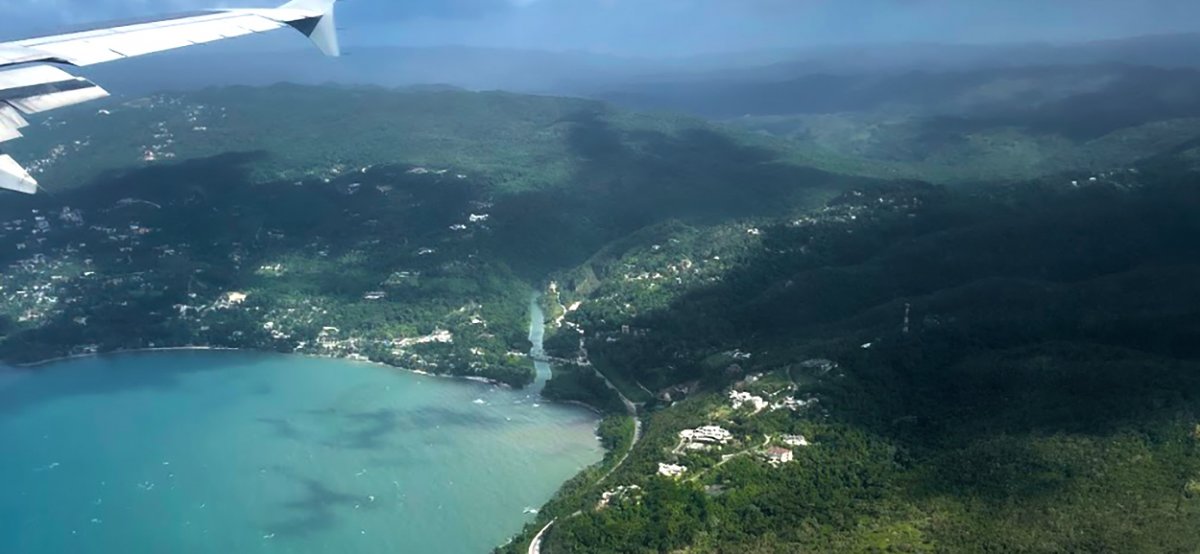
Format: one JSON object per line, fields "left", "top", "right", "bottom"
{"left": 77, "top": 32, "right": 1200, "bottom": 97}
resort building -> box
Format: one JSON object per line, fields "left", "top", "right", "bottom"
{"left": 729, "top": 390, "right": 769, "bottom": 412}
{"left": 657, "top": 463, "right": 688, "bottom": 478}
{"left": 679, "top": 425, "right": 733, "bottom": 444}
{"left": 781, "top": 435, "right": 810, "bottom": 447}
{"left": 774, "top": 396, "right": 819, "bottom": 412}
{"left": 765, "top": 447, "right": 794, "bottom": 465}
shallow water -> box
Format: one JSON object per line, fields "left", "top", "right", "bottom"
{"left": 0, "top": 351, "right": 602, "bottom": 553}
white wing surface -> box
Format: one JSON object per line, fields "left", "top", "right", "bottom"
{"left": 0, "top": 0, "right": 340, "bottom": 193}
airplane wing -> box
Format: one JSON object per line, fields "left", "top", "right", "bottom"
{"left": 0, "top": 0, "right": 340, "bottom": 194}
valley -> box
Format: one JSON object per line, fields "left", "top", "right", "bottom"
{"left": 2, "top": 80, "right": 1199, "bottom": 553}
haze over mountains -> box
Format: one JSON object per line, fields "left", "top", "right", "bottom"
{"left": 72, "top": 31, "right": 1200, "bottom": 188}
{"left": 5, "top": 7, "right": 1200, "bottom": 552}
{"left": 82, "top": 32, "right": 1200, "bottom": 97}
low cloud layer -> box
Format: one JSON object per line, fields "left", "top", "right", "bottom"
{"left": 2, "top": 0, "right": 1199, "bottom": 55}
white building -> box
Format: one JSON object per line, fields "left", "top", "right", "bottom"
{"left": 729, "top": 390, "right": 769, "bottom": 412}
{"left": 774, "top": 396, "right": 819, "bottom": 412}
{"left": 781, "top": 435, "right": 810, "bottom": 447}
{"left": 765, "top": 447, "right": 794, "bottom": 465}
{"left": 657, "top": 463, "right": 687, "bottom": 478}
{"left": 598, "top": 485, "right": 641, "bottom": 508}
{"left": 679, "top": 425, "right": 733, "bottom": 444}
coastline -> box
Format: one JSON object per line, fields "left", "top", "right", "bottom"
{"left": 8, "top": 346, "right": 517, "bottom": 390}
{"left": 557, "top": 399, "right": 606, "bottom": 416}
{"left": 3, "top": 309, "right": 619, "bottom": 554}
{"left": 6, "top": 346, "right": 623, "bottom": 415}
{"left": 12, "top": 346, "right": 242, "bottom": 369}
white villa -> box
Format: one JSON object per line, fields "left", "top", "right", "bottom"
{"left": 679, "top": 425, "right": 733, "bottom": 445}
{"left": 729, "top": 390, "right": 769, "bottom": 412}
{"left": 774, "top": 396, "right": 819, "bottom": 412}
{"left": 765, "top": 447, "right": 794, "bottom": 465}
{"left": 781, "top": 435, "right": 810, "bottom": 447}
{"left": 657, "top": 463, "right": 688, "bottom": 478}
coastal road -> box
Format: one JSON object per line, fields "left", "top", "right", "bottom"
{"left": 527, "top": 295, "right": 643, "bottom": 554}
{"left": 529, "top": 367, "right": 643, "bottom": 554}
{"left": 528, "top": 518, "right": 557, "bottom": 554}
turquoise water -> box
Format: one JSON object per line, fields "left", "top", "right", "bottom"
{"left": 0, "top": 351, "right": 603, "bottom": 553}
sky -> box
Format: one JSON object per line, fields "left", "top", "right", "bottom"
{"left": 2, "top": 0, "right": 1200, "bottom": 56}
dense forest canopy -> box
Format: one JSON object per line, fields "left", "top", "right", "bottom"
{"left": 1, "top": 71, "right": 1199, "bottom": 552}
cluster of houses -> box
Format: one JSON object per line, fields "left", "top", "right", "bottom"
{"left": 728, "top": 383, "right": 819, "bottom": 414}
{"left": 598, "top": 485, "right": 642, "bottom": 508}
{"left": 616, "top": 252, "right": 705, "bottom": 289}
{"left": 140, "top": 120, "right": 177, "bottom": 162}
{"left": 776, "top": 396, "right": 819, "bottom": 412}
{"left": 261, "top": 321, "right": 291, "bottom": 341}
{"left": 391, "top": 329, "right": 454, "bottom": 349}
{"left": 257, "top": 263, "right": 286, "bottom": 277}
{"left": 653, "top": 376, "right": 827, "bottom": 479}
{"left": 0, "top": 248, "right": 78, "bottom": 325}
{"left": 21, "top": 140, "right": 85, "bottom": 176}
{"left": 448, "top": 213, "right": 491, "bottom": 232}
{"left": 729, "top": 390, "right": 769, "bottom": 413}
{"left": 654, "top": 424, "right": 810, "bottom": 481}
{"left": 763, "top": 435, "right": 811, "bottom": 466}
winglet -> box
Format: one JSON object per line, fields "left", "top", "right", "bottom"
{"left": 280, "top": 0, "right": 340, "bottom": 57}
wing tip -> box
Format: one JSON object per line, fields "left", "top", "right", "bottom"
{"left": 279, "top": 0, "right": 340, "bottom": 57}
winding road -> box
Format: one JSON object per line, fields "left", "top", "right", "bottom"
{"left": 527, "top": 294, "right": 643, "bottom": 554}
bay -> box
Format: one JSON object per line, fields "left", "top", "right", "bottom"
{"left": 0, "top": 350, "right": 602, "bottom": 553}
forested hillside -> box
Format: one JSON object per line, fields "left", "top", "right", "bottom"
{"left": 510, "top": 158, "right": 1200, "bottom": 553}
{"left": 600, "top": 64, "right": 1200, "bottom": 184}
{"left": 0, "top": 86, "right": 862, "bottom": 384}
{"left": 2, "top": 83, "right": 1199, "bottom": 552}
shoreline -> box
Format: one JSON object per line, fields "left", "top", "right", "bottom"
{"left": 558, "top": 399, "right": 606, "bottom": 416}
{"left": 6, "top": 346, "right": 618, "bottom": 415}
{"left": 11, "top": 346, "right": 241, "bottom": 369}
{"left": 3, "top": 308, "right": 619, "bottom": 553}
{"left": 7, "top": 346, "right": 520, "bottom": 390}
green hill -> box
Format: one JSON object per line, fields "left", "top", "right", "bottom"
{"left": 512, "top": 163, "right": 1200, "bottom": 553}
{"left": 3, "top": 84, "right": 1200, "bottom": 552}
{"left": 0, "top": 86, "right": 869, "bottom": 384}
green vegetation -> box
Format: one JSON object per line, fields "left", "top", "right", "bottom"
{"left": 606, "top": 64, "right": 1200, "bottom": 185}
{"left": 734, "top": 113, "right": 1200, "bottom": 184}
{"left": 0, "top": 160, "right": 536, "bottom": 385}
{"left": 1, "top": 85, "right": 865, "bottom": 382}
{"left": 541, "top": 363, "right": 627, "bottom": 414}
{"left": 5, "top": 82, "right": 1200, "bottom": 552}
{"left": 517, "top": 164, "right": 1200, "bottom": 552}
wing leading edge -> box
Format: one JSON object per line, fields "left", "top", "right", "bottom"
{"left": 0, "top": 0, "right": 340, "bottom": 194}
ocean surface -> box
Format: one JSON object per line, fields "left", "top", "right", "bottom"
{"left": 0, "top": 350, "right": 603, "bottom": 553}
